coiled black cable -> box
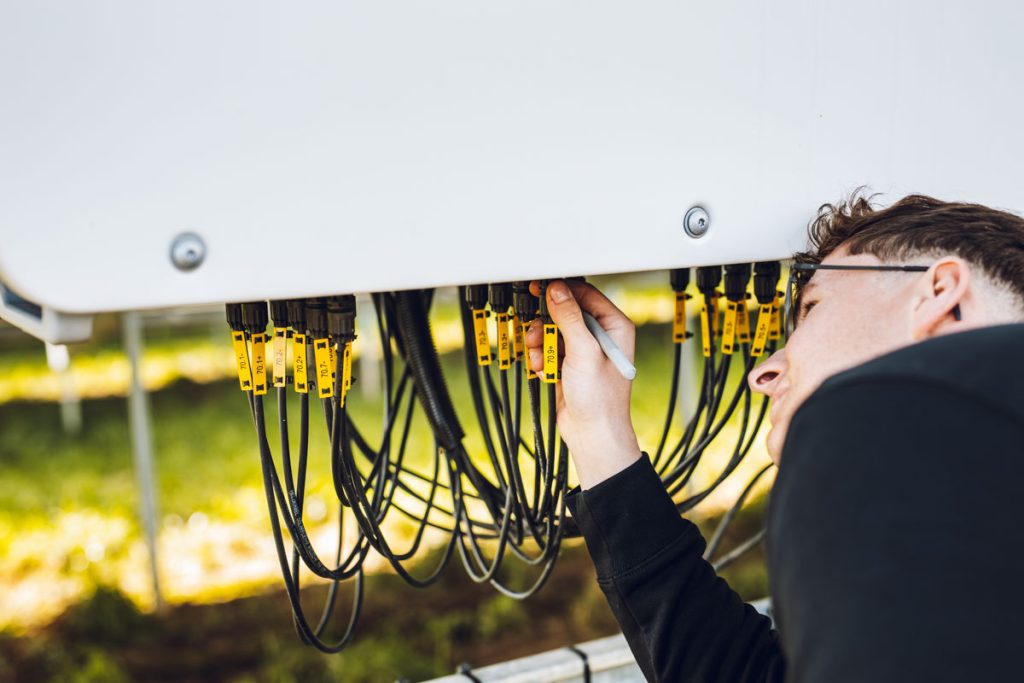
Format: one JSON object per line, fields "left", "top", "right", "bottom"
{"left": 236, "top": 263, "right": 781, "bottom": 654}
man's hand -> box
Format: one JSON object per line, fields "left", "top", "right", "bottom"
{"left": 525, "top": 280, "right": 643, "bottom": 489}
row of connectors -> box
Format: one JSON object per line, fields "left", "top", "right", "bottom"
{"left": 464, "top": 282, "right": 549, "bottom": 379}
{"left": 672, "top": 263, "right": 784, "bottom": 358}
{"left": 225, "top": 296, "right": 357, "bottom": 404}
{"left": 464, "top": 280, "right": 575, "bottom": 384}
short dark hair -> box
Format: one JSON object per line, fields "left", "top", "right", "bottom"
{"left": 795, "top": 190, "right": 1024, "bottom": 303}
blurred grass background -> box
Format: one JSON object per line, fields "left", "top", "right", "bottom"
{"left": 0, "top": 274, "right": 773, "bottom": 682}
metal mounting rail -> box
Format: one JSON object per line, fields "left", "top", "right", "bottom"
{"left": 424, "top": 599, "right": 772, "bottom": 683}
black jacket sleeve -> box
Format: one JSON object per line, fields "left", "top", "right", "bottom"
{"left": 567, "top": 454, "right": 785, "bottom": 683}
{"left": 768, "top": 376, "right": 1024, "bottom": 683}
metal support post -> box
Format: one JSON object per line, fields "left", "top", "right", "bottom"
{"left": 122, "top": 311, "right": 163, "bottom": 609}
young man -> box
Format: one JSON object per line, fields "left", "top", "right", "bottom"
{"left": 525, "top": 194, "right": 1024, "bottom": 682}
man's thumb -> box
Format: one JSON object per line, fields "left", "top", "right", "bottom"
{"left": 546, "top": 281, "right": 599, "bottom": 356}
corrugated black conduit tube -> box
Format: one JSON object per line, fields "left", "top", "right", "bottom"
{"left": 391, "top": 289, "right": 504, "bottom": 520}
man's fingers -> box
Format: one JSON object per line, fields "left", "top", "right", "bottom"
{"left": 562, "top": 281, "right": 635, "bottom": 361}
{"left": 544, "top": 281, "right": 601, "bottom": 358}
{"left": 529, "top": 280, "right": 630, "bottom": 329}
{"left": 525, "top": 280, "right": 635, "bottom": 363}
{"left": 527, "top": 334, "right": 565, "bottom": 373}
{"left": 564, "top": 281, "right": 631, "bottom": 332}
{"left": 525, "top": 319, "right": 542, "bottom": 371}
{"left": 525, "top": 318, "right": 543, "bottom": 347}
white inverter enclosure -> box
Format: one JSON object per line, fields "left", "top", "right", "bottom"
{"left": 1, "top": 0, "right": 1023, "bottom": 326}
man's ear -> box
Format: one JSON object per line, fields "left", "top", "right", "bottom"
{"left": 910, "top": 257, "right": 969, "bottom": 340}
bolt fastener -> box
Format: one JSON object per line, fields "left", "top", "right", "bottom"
{"left": 170, "top": 232, "right": 206, "bottom": 272}
{"left": 683, "top": 206, "right": 710, "bottom": 238}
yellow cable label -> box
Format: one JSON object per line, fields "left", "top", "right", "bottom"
{"left": 472, "top": 309, "right": 491, "bottom": 366}
{"left": 272, "top": 327, "right": 287, "bottom": 388}
{"left": 721, "top": 301, "right": 738, "bottom": 355}
{"left": 231, "top": 331, "right": 253, "bottom": 392}
{"left": 251, "top": 332, "right": 268, "bottom": 396}
{"left": 542, "top": 323, "right": 560, "bottom": 383}
{"left": 673, "top": 292, "right": 687, "bottom": 343}
{"left": 340, "top": 342, "right": 353, "bottom": 407}
{"left": 710, "top": 293, "right": 721, "bottom": 337}
{"left": 768, "top": 293, "right": 783, "bottom": 340}
{"left": 699, "top": 303, "right": 712, "bottom": 357}
{"left": 293, "top": 333, "right": 308, "bottom": 393}
{"left": 752, "top": 304, "right": 772, "bottom": 357}
{"left": 525, "top": 324, "right": 537, "bottom": 378}
{"left": 737, "top": 301, "right": 751, "bottom": 344}
{"left": 512, "top": 315, "right": 525, "bottom": 360}
{"left": 313, "top": 338, "right": 333, "bottom": 398}
{"left": 496, "top": 313, "right": 511, "bottom": 370}
{"left": 329, "top": 342, "right": 337, "bottom": 384}
{"left": 342, "top": 342, "right": 353, "bottom": 393}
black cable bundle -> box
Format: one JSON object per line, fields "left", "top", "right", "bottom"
{"left": 652, "top": 263, "right": 782, "bottom": 569}
{"left": 229, "top": 263, "right": 783, "bottom": 654}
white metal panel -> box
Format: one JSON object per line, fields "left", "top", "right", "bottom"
{"left": 0, "top": 1, "right": 1022, "bottom": 313}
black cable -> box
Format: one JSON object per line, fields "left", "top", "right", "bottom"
{"left": 250, "top": 393, "right": 363, "bottom": 653}
{"left": 704, "top": 463, "right": 773, "bottom": 561}
{"left": 712, "top": 528, "right": 767, "bottom": 573}
{"left": 234, "top": 263, "right": 782, "bottom": 655}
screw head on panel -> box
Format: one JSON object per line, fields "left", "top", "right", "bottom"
{"left": 170, "top": 232, "right": 206, "bottom": 271}
{"left": 683, "top": 206, "right": 710, "bottom": 238}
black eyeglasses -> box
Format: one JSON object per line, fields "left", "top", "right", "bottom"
{"left": 783, "top": 263, "right": 930, "bottom": 338}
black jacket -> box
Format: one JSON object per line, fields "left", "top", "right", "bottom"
{"left": 567, "top": 324, "right": 1024, "bottom": 682}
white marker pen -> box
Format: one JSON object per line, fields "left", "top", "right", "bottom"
{"left": 582, "top": 311, "right": 637, "bottom": 380}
